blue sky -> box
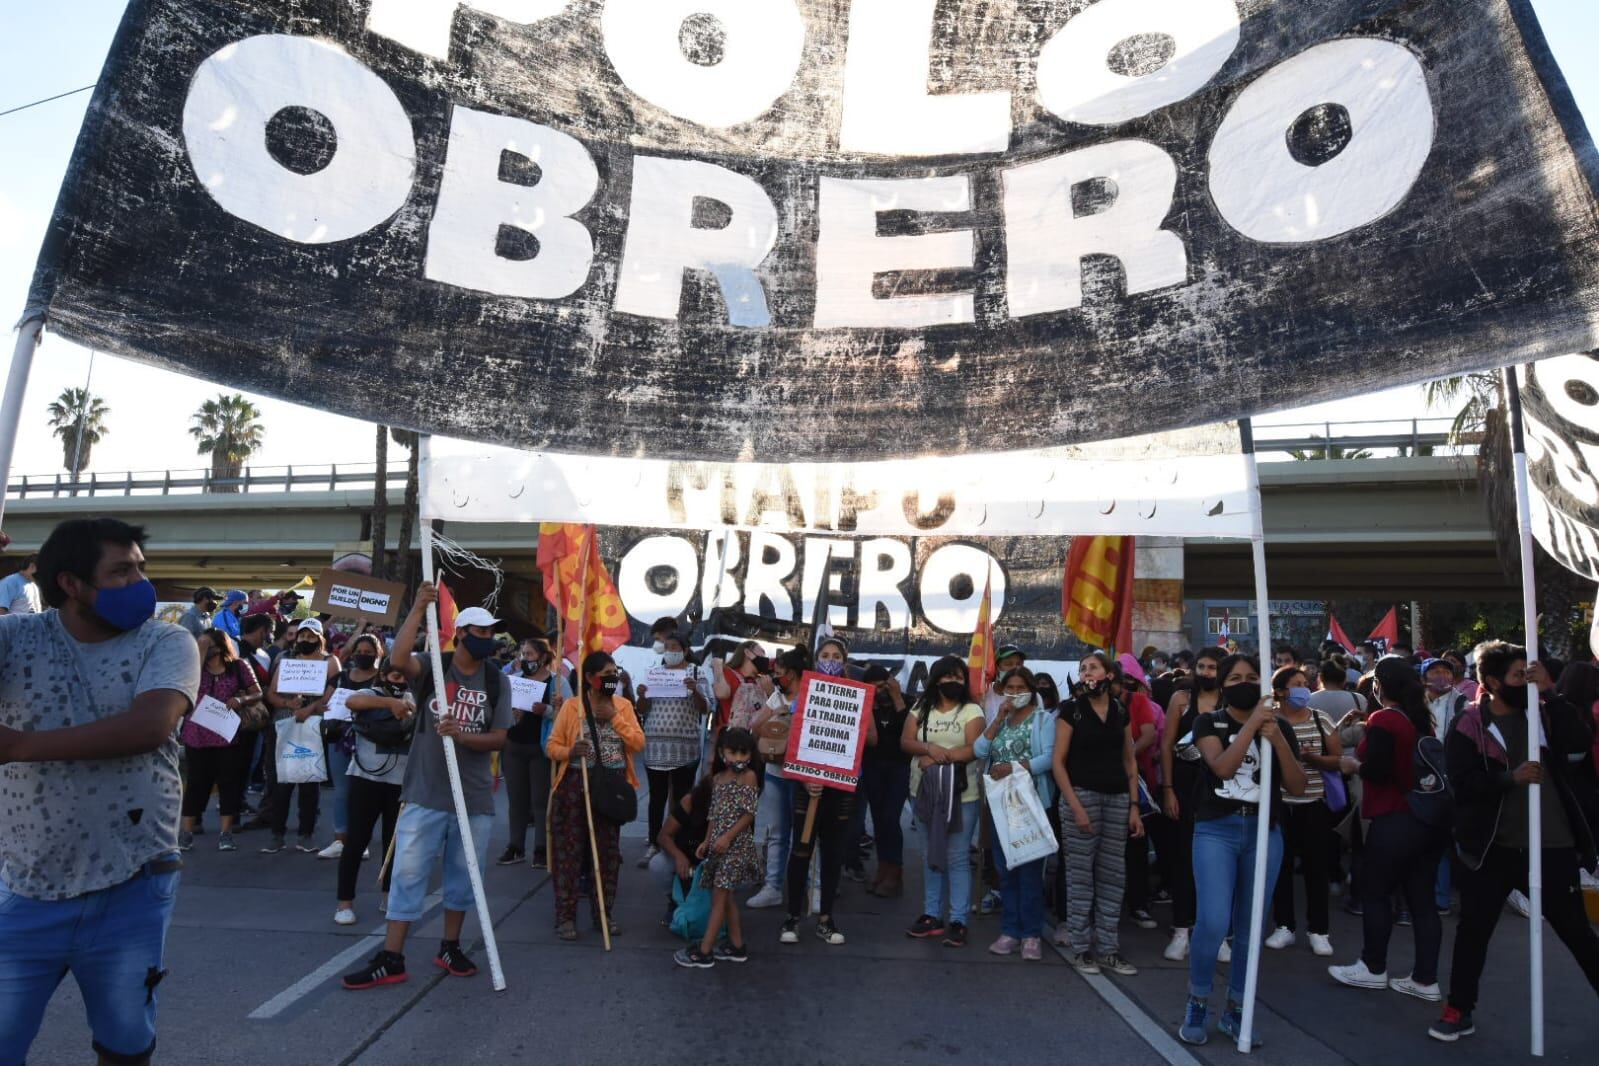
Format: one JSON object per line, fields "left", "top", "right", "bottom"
{"left": 1, "top": 1, "right": 1595, "bottom": 476}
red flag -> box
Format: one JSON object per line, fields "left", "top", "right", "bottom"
{"left": 1062, "top": 536, "right": 1137, "bottom": 652}
{"left": 537, "top": 523, "right": 631, "bottom": 660}
{"left": 1327, "top": 613, "right": 1357, "bottom": 654}
{"left": 436, "top": 580, "right": 459, "bottom": 651}
{"left": 1368, "top": 607, "right": 1401, "bottom": 649}
{"left": 967, "top": 571, "right": 996, "bottom": 701}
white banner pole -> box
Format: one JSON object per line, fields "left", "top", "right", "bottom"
{"left": 418, "top": 434, "right": 507, "bottom": 992}
{"left": 1503, "top": 369, "right": 1545, "bottom": 1057}
{"left": 0, "top": 316, "right": 44, "bottom": 530}
{"left": 1237, "top": 418, "right": 1274, "bottom": 1054}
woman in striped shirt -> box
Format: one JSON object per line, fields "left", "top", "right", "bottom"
{"left": 1265, "top": 664, "right": 1343, "bottom": 958}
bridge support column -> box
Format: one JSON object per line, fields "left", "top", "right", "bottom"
{"left": 1131, "top": 536, "right": 1186, "bottom": 655}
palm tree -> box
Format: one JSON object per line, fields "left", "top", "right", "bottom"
{"left": 1287, "top": 436, "right": 1373, "bottom": 461}
{"left": 189, "top": 393, "right": 265, "bottom": 494}
{"left": 1423, "top": 374, "right": 1583, "bottom": 657}
{"left": 371, "top": 425, "right": 390, "bottom": 580}
{"left": 45, "top": 387, "right": 109, "bottom": 478}
{"left": 391, "top": 428, "right": 420, "bottom": 593}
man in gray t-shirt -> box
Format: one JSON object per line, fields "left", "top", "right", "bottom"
{"left": 0, "top": 518, "right": 200, "bottom": 1064}
{"left": 342, "top": 583, "right": 511, "bottom": 992}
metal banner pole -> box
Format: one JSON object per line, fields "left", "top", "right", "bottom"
{"left": 0, "top": 316, "right": 45, "bottom": 529}
{"left": 1237, "top": 418, "right": 1274, "bottom": 1054}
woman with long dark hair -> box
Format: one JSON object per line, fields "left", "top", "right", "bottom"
{"left": 1265, "top": 664, "right": 1342, "bottom": 957}
{"left": 1328, "top": 656, "right": 1450, "bottom": 1003}
{"left": 180, "top": 629, "right": 264, "bottom": 852}
{"left": 546, "top": 651, "right": 646, "bottom": 941}
{"left": 976, "top": 666, "right": 1056, "bottom": 960}
{"left": 1159, "top": 646, "right": 1226, "bottom": 961}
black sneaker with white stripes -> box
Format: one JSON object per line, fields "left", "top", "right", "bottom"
{"left": 342, "top": 950, "right": 408, "bottom": 990}
{"left": 435, "top": 940, "right": 479, "bottom": 977}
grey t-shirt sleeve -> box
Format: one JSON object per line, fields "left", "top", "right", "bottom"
{"left": 139, "top": 623, "right": 203, "bottom": 710}
{"left": 490, "top": 671, "right": 515, "bottom": 732}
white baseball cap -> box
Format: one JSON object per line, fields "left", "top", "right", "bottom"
{"left": 296, "top": 618, "right": 324, "bottom": 635}
{"left": 454, "top": 607, "right": 502, "bottom": 630}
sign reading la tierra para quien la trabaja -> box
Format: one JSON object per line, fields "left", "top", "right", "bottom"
{"left": 27, "top": 0, "right": 1599, "bottom": 462}
{"left": 783, "top": 671, "right": 873, "bottom": 792}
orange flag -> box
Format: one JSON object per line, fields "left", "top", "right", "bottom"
{"left": 967, "top": 571, "right": 996, "bottom": 701}
{"left": 537, "top": 523, "right": 631, "bottom": 660}
{"left": 436, "top": 580, "right": 459, "bottom": 651}
{"left": 1062, "top": 536, "right": 1137, "bottom": 652}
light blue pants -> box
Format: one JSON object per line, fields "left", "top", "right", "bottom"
{"left": 328, "top": 745, "right": 352, "bottom": 835}
{"left": 1191, "top": 814, "right": 1283, "bottom": 1001}
{"left": 924, "top": 801, "right": 981, "bottom": 926}
{"left": 757, "top": 772, "right": 794, "bottom": 891}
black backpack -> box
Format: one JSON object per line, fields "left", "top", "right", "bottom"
{"left": 1407, "top": 733, "right": 1454, "bottom": 828}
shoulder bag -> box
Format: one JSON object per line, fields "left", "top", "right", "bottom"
{"left": 583, "top": 707, "right": 639, "bottom": 826}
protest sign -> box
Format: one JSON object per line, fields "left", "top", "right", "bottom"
{"left": 28, "top": 1, "right": 1599, "bottom": 462}
{"left": 641, "top": 665, "right": 693, "bottom": 700}
{"left": 276, "top": 658, "right": 330, "bottom": 696}
{"left": 783, "top": 671, "right": 873, "bottom": 793}
{"left": 190, "top": 694, "right": 241, "bottom": 744}
{"left": 323, "top": 687, "right": 354, "bottom": 723}
{"left": 309, "top": 568, "right": 405, "bottom": 625}
{"left": 508, "top": 675, "right": 542, "bottom": 713}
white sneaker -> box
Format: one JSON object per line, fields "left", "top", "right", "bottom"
{"left": 1217, "top": 938, "right": 1232, "bottom": 964}
{"left": 1308, "top": 933, "right": 1334, "bottom": 957}
{"left": 1389, "top": 975, "right": 1443, "bottom": 1002}
{"left": 333, "top": 907, "right": 357, "bottom": 926}
{"left": 1163, "top": 928, "right": 1190, "bottom": 961}
{"left": 1507, "top": 890, "right": 1532, "bottom": 918}
{"left": 637, "top": 845, "right": 660, "bottom": 870}
{"left": 1581, "top": 868, "right": 1599, "bottom": 891}
{"left": 362, "top": 848, "right": 370, "bottom": 860}
{"left": 1328, "top": 959, "right": 1388, "bottom": 990}
{"left": 747, "top": 884, "right": 784, "bottom": 909}
{"left": 1265, "top": 926, "right": 1295, "bottom": 950}
{"left": 316, "top": 840, "right": 344, "bottom": 860}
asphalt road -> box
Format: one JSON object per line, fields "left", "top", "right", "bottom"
{"left": 23, "top": 779, "right": 1599, "bottom": 1065}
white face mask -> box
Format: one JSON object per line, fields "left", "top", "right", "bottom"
{"left": 1006, "top": 692, "right": 1033, "bottom": 709}
{"left": 651, "top": 640, "right": 666, "bottom": 655}
{"left": 662, "top": 651, "right": 685, "bottom": 668}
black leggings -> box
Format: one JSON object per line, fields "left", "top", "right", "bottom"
{"left": 269, "top": 781, "right": 321, "bottom": 838}
{"left": 787, "top": 786, "right": 854, "bottom": 919}
{"left": 1274, "top": 800, "right": 1333, "bottom": 934}
{"left": 647, "top": 763, "right": 699, "bottom": 845}
{"left": 1169, "top": 761, "right": 1201, "bottom": 929}
{"left": 1359, "top": 810, "right": 1448, "bottom": 983}
{"left": 338, "top": 776, "right": 402, "bottom": 901}
{"left": 182, "top": 743, "right": 253, "bottom": 819}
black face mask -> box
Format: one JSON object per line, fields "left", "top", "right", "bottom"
{"left": 294, "top": 640, "right": 320, "bottom": 656}
{"left": 1080, "top": 678, "right": 1109, "bottom": 699}
{"left": 937, "top": 680, "right": 968, "bottom": 704}
{"left": 1497, "top": 683, "right": 1529, "bottom": 711}
{"left": 349, "top": 654, "right": 377, "bottom": 670}
{"left": 1223, "top": 682, "right": 1260, "bottom": 711}
{"left": 1195, "top": 675, "right": 1219, "bottom": 692}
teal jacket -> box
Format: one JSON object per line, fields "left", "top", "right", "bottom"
{"left": 975, "top": 705, "right": 1059, "bottom": 807}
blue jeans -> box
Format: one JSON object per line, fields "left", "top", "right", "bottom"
{"left": 386, "top": 805, "right": 494, "bottom": 922}
{"left": 1190, "top": 814, "right": 1283, "bottom": 1001}
{"left": 328, "top": 745, "right": 352, "bottom": 835}
{"left": 924, "top": 801, "right": 980, "bottom": 925}
{"left": 994, "top": 838, "right": 1047, "bottom": 939}
{"left": 0, "top": 857, "right": 181, "bottom": 1066}
{"left": 758, "top": 772, "right": 794, "bottom": 891}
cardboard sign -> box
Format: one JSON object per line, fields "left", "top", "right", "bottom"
{"left": 324, "top": 687, "right": 354, "bottom": 723}
{"left": 190, "top": 694, "right": 241, "bottom": 744}
{"left": 783, "top": 671, "right": 873, "bottom": 793}
{"left": 276, "top": 657, "right": 329, "bottom": 696}
{"left": 309, "top": 568, "right": 404, "bottom": 625}
{"left": 508, "top": 675, "right": 544, "bottom": 713}
{"left": 641, "top": 665, "right": 693, "bottom": 700}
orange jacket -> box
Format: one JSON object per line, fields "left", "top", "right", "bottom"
{"left": 548, "top": 696, "right": 645, "bottom": 790}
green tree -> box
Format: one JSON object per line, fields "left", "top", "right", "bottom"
{"left": 45, "top": 387, "right": 109, "bottom": 478}
{"left": 189, "top": 393, "right": 265, "bottom": 494}
{"left": 371, "top": 425, "right": 390, "bottom": 580}
{"left": 390, "top": 428, "right": 420, "bottom": 593}
{"left": 1287, "top": 436, "right": 1373, "bottom": 461}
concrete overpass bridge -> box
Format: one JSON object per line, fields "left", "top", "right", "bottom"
{"left": 1, "top": 424, "right": 1510, "bottom": 614}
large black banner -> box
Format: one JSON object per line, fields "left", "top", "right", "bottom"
{"left": 28, "top": 0, "right": 1599, "bottom": 462}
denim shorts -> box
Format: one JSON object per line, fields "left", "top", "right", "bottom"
{"left": 0, "top": 857, "right": 181, "bottom": 1066}
{"left": 386, "top": 805, "right": 494, "bottom": 922}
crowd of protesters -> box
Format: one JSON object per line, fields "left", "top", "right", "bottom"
{"left": 4, "top": 517, "right": 1599, "bottom": 1064}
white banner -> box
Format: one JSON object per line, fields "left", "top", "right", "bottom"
{"left": 421, "top": 428, "right": 1254, "bottom": 539}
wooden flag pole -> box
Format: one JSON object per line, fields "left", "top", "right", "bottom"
{"left": 1504, "top": 369, "right": 1546, "bottom": 1057}
{"left": 376, "top": 802, "right": 404, "bottom": 887}
{"left": 418, "top": 435, "right": 507, "bottom": 992}
{"left": 570, "top": 535, "right": 613, "bottom": 951}
{"left": 1237, "top": 419, "right": 1274, "bottom": 1054}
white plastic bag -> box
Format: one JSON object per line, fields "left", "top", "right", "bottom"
{"left": 984, "top": 769, "right": 1057, "bottom": 867}
{"left": 275, "top": 715, "right": 328, "bottom": 784}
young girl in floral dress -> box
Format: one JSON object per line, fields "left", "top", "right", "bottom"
{"left": 674, "top": 729, "right": 763, "bottom": 968}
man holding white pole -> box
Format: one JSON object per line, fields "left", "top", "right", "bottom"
{"left": 342, "top": 583, "right": 512, "bottom": 990}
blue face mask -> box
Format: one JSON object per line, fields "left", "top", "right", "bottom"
{"left": 461, "top": 634, "right": 499, "bottom": 662}
{"left": 817, "top": 659, "right": 846, "bottom": 677}
{"left": 94, "top": 579, "right": 157, "bottom": 631}
{"left": 1287, "top": 685, "right": 1313, "bottom": 709}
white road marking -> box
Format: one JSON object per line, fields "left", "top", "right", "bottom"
{"left": 248, "top": 894, "right": 441, "bottom": 1020}
{"left": 1048, "top": 941, "right": 1203, "bottom": 1066}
